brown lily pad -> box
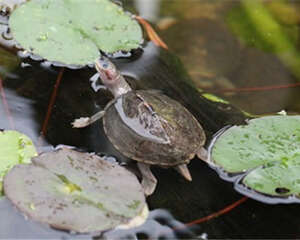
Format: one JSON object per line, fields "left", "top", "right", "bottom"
{"left": 3, "top": 148, "right": 147, "bottom": 233}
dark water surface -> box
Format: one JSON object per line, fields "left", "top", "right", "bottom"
{"left": 1, "top": 0, "right": 300, "bottom": 239}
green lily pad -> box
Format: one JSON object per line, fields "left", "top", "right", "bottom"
{"left": 3, "top": 148, "right": 147, "bottom": 233}
{"left": 210, "top": 115, "right": 300, "bottom": 202}
{"left": 243, "top": 155, "right": 300, "bottom": 198}
{"left": 0, "top": 130, "right": 37, "bottom": 196}
{"left": 9, "top": 0, "right": 143, "bottom": 66}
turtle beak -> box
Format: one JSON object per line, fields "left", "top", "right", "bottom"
{"left": 175, "top": 164, "right": 192, "bottom": 181}
{"left": 95, "top": 57, "right": 113, "bottom": 80}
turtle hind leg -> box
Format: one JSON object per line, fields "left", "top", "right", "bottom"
{"left": 197, "top": 147, "right": 208, "bottom": 161}
{"left": 72, "top": 110, "right": 105, "bottom": 128}
{"left": 137, "top": 163, "right": 157, "bottom": 196}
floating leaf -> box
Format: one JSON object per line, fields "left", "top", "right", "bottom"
{"left": 209, "top": 116, "right": 300, "bottom": 203}
{"left": 3, "top": 148, "right": 147, "bottom": 233}
{"left": 243, "top": 156, "right": 300, "bottom": 198}
{"left": 0, "top": 130, "right": 37, "bottom": 196}
{"left": 9, "top": 0, "right": 143, "bottom": 66}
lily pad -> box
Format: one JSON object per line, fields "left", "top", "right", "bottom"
{"left": 209, "top": 115, "right": 300, "bottom": 203}
{"left": 0, "top": 130, "right": 37, "bottom": 195}
{"left": 3, "top": 148, "right": 147, "bottom": 233}
{"left": 9, "top": 0, "right": 143, "bottom": 66}
{"left": 243, "top": 156, "right": 300, "bottom": 198}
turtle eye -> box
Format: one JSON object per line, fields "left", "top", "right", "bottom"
{"left": 102, "top": 63, "right": 108, "bottom": 68}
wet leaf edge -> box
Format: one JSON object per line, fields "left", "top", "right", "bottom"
{"left": 206, "top": 116, "right": 300, "bottom": 203}
{"left": 0, "top": 130, "right": 37, "bottom": 197}
{"left": 3, "top": 148, "right": 148, "bottom": 233}
{"left": 8, "top": 0, "right": 144, "bottom": 67}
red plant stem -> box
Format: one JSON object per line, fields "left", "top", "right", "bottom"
{"left": 0, "top": 75, "right": 15, "bottom": 129}
{"left": 40, "top": 67, "right": 65, "bottom": 137}
{"left": 210, "top": 83, "right": 300, "bottom": 93}
{"left": 135, "top": 15, "right": 168, "bottom": 50}
{"left": 179, "top": 197, "right": 248, "bottom": 229}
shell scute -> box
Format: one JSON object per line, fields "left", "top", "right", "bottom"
{"left": 103, "top": 90, "right": 205, "bottom": 166}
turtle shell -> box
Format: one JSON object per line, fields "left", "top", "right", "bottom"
{"left": 103, "top": 90, "right": 205, "bottom": 166}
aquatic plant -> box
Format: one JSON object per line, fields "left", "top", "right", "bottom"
{"left": 9, "top": 0, "right": 143, "bottom": 66}
{"left": 209, "top": 115, "right": 300, "bottom": 203}
{"left": 0, "top": 130, "right": 37, "bottom": 196}
{"left": 4, "top": 147, "right": 148, "bottom": 233}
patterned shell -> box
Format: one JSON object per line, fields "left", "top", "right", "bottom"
{"left": 103, "top": 90, "right": 206, "bottom": 166}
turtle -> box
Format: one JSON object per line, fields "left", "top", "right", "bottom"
{"left": 72, "top": 57, "right": 208, "bottom": 196}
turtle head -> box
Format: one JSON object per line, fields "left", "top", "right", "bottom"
{"left": 95, "top": 57, "right": 131, "bottom": 98}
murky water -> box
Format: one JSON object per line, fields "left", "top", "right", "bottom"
{"left": 1, "top": 0, "right": 300, "bottom": 239}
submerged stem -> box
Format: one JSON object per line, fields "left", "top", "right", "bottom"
{"left": 40, "top": 67, "right": 65, "bottom": 137}
{"left": 174, "top": 197, "right": 248, "bottom": 230}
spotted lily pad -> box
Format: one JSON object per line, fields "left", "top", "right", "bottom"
{"left": 9, "top": 0, "right": 143, "bottom": 66}
{"left": 0, "top": 130, "right": 37, "bottom": 196}
{"left": 3, "top": 148, "right": 147, "bottom": 233}
{"left": 243, "top": 156, "right": 300, "bottom": 197}
{"left": 209, "top": 115, "right": 300, "bottom": 203}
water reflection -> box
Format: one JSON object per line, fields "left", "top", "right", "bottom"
{"left": 0, "top": 197, "right": 197, "bottom": 240}
{"left": 1, "top": 0, "right": 300, "bottom": 239}
{"left": 156, "top": 0, "right": 300, "bottom": 115}
{"left": 0, "top": 197, "right": 91, "bottom": 239}
{"left": 103, "top": 209, "right": 199, "bottom": 239}
{"left": 0, "top": 88, "right": 40, "bottom": 142}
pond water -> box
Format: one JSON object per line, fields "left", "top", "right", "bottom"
{"left": 1, "top": 0, "right": 300, "bottom": 239}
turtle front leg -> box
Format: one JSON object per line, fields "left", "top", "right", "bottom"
{"left": 137, "top": 163, "right": 157, "bottom": 196}
{"left": 197, "top": 147, "right": 208, "bottom": 161}
{"left": 72, "top": 111, "right": 105, "bottom": 128}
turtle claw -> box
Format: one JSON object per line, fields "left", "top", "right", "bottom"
{"left": 72, "top": 111, "right": 105, "bottom": 128}
{"left": 72, "top": 117, "right": 91, "bottom": 128}
{"left": 175, "top": 164, "right": 192, "bottom": 181}
{"left": 142, "top": 177, "right": 157, "bottom": 196}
